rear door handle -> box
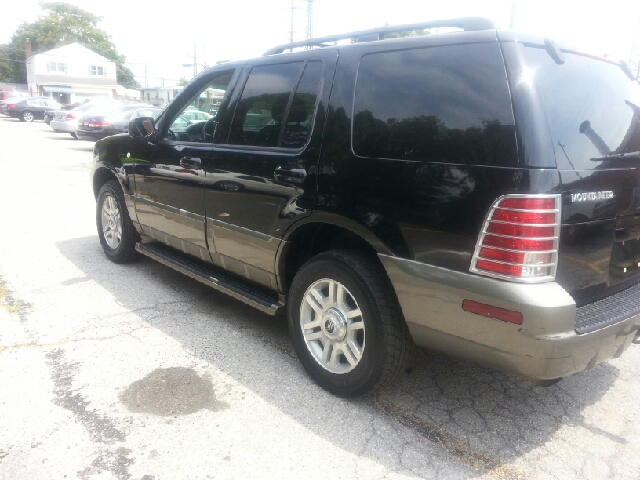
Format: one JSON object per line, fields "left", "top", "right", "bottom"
{"left": 274, "top": 167, "right": 307, "bottom": 185}
{"left": 180, "top": 157, "right": 202, "bottom": 168}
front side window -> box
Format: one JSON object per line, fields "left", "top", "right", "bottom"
{"left": 227, "top": 61, "right": 322, "bottom": 149}
{"left": 164, "top": 69, "right": 234, "bottom": 143}
{"left": 352, "top": 43, "right": 517, "bottom": 166}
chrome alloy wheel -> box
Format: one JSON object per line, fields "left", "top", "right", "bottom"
{"left": 22, "top": 111, "right": 34, "bottom": 122}
{"left": 101, "top": 194, "right": 122, "bottom": 249}
{"left": 300, "top": 278, "right": 365, "bottom": 374}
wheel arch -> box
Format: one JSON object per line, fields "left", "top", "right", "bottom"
{"left": 276, "top": 214, "right": 402, "bottom": 294}
{"left": 92, "top": 166, "right": 120, "bottom": 199}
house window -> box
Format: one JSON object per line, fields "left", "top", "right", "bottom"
{"left": 46, "top": 62, "right": 67, "bottom": 74}
{"left": 90, "top": 65, "right": 106, "bottom": 76}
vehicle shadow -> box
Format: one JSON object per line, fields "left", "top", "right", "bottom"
{"left": 56, "top": 235, "right": 621, "bottom": 478}
{"left": 67, "top": 145, "right": 94, "bottom": 152}
{"left": 43, "top": 134, "right": 77, "bottom": 141}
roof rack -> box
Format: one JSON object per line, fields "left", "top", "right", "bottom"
{"left": 263, "top": 17, "right": 496, "bottom": 55}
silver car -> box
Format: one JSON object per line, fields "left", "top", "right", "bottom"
{"left": 49, "top": 100, "right": 125, "bottom": 138}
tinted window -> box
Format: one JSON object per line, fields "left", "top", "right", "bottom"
{"left": 228, "top": 62, "right": 303, "bottom": 147}
{"left": 353, "top": 43, "right": 517, "bottom": 166}
{"left": 281, "top": 61, "right": 322, "bottom": 149}
{"left": 519, "top": 46, "right": 640, "bottom": 170}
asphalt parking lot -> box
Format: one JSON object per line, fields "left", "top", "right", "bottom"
{"left": 0, "top": 117, "right": 639, "bottom": 480}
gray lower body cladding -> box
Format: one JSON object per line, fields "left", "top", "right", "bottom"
{"left": 379, "top": 254, "right": 640, "bottom": 382}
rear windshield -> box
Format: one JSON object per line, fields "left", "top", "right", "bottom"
{"left": 520, "top": 46, "right": 640, "bottom": 170}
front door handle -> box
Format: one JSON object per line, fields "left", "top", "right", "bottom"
{"left": 180, "top": 157, "right": 202, "bottom": 169}
{"left": 274, "top": 167, "right": 307, "bottom": 185}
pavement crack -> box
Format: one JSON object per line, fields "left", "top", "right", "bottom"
{"left": 77, "top": 447, "right": 134, "bottom": 480}
{"left": 1, "top": 326, "right": 152, "bottom": 352}
{"left": 370, "top": 399, "right": 528, "bottom": 480}
{"left": 45, "top": 348, "right": 126, "bottom": 444}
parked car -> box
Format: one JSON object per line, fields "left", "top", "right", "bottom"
{"left": 181, "top": 109, "right": 211, "bottom": 123}
{"left": 44, "top": 104, "right": 81, "bottom": 125}
{"left": 0, "top": 97, "right": 25, "bottom": 116}
{"left": 3, "top": 96, "right": 61, "bottom": 122}
{"left": 76, "top": 104, "right": 157, "bottom": 141}
{"left": 0, "top": 90, "right": 28, "bottom": 101}
{"left": 199, "top": 103, "right": 219, "bottom": 115}
{"left": 91, "top": 18, "right": 640, "bottom": 397}
{"left": 49, "top": 100, "right": 126, "bottom": 138}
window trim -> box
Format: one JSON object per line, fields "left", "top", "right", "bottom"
{"left": 89, "top": 65, "right": 106, "bottom": 76}
{"left": 156, "top": 67, "right": 239, "bottom": 147}
{"left": 46, "top": 61, "right": 67, "bottom": 74}
{"left": 221, "top": 59, "right": 324, "bottom": 152}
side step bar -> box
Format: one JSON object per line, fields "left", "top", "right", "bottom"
{"left": 135, "top": 242, "right": 285, "bottom": 316}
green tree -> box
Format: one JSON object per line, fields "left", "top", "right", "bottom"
{"left": 0, "top": 2, "right": 139, "bottom": 88}
{"left": 351, "top": 24, "right": 429, "bottom": 43}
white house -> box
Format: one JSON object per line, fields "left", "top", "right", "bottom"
{"left": 26, "top": 43, "right": 119, "bottom": 104}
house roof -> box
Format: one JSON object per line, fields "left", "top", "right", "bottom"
{"left": 36, "top": 43, "right": 114, "bottom": 64}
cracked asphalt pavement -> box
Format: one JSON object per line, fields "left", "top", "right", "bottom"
{"left": 1, "top": 118, "right": 639, "bottom": 480}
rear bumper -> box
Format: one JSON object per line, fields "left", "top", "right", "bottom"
{"left": 49, "top": 119, "right": 77, "bottom": 133}
{"left": 379, "top": 255, "right": 640, "bottom": 382}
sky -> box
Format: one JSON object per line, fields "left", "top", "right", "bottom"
{"left": 1, "top": 0, "right": 639, "bottom": 87}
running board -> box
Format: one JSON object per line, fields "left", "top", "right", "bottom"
{"left": 135, "top": 242, "right": 285, "bottom": 315}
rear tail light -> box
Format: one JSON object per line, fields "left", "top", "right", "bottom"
{"left": 8, "top": 104, "right": 16, "bottom": 109}
{"left": 66, "top": 113, "right": 76, "bottom": 119}
{"left": 88, "top": 121, "right": 110, "bottom": 127}
{"left": 470, "top": 194, "right": 561, "bottom": 282}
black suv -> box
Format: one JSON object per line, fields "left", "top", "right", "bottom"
{"left": 91, "top": 18, "right": 640, "bottom": 396}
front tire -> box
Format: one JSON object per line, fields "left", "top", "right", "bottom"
{"left": 21, "top": 110, "right": 34, "bottom": 122}
{"left": 288, "top": 250, "right": 412, "bottom": 397}
{"left": 96, "top": 180, "right": 138, "bottom": 263}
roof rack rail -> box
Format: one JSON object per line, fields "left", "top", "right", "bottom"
{"left": 263, "top": 17, "right": 496, "bottom": 55}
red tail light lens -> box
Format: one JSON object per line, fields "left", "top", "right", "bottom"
{"left": 8, "top": 104, "right": 16, "bottom": 109}
{"left": 482, "top": 235, "right": 554, "bottom": 252}
{"left": 470, "top": 194, "right": 561, "bottom": 282}
{"left": 66, "top": 113, "right": 76, "bottom": 119}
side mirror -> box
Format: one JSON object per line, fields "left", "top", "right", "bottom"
{"left": 129, "top": 117, "right": 156, "bottom": 138}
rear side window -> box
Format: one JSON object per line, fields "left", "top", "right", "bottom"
{"left": 518, "top": 46, "right": 640, "bottom": 171}
{"left": 228, "top": 61, "right": 322, "bottom": 149}
{"left": 352, "top": 43, "right": 518, "bottom": 166}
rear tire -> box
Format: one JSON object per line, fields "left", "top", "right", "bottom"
{"left": 21, "top": 110, "right": 34, "bottom": 122}
{"left": 96, "top": 180, "right": 138, "bottom": 263}
{"left": 288, "top": 250, "right": 412, "bottom": 397}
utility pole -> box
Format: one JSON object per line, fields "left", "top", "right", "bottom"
{"left": 509, "top": 1, "right": 518, "bottom": 29}
{"left": 289, "top": 0, "right": 298, "bottom": 43}
{"left": 629, "top": 16, "right": 640, "bottom": 81}
{"left": 203, "top": 42, "right": 207, "bottom": 70}
{"left": 193, "top": 41, "right": 197, "bottom": 78}
{"left": 144, "top": 58, "right": 148, "bottom": 88}
{"left": 306, "top": 0, "right": 314, "bottom": 41}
